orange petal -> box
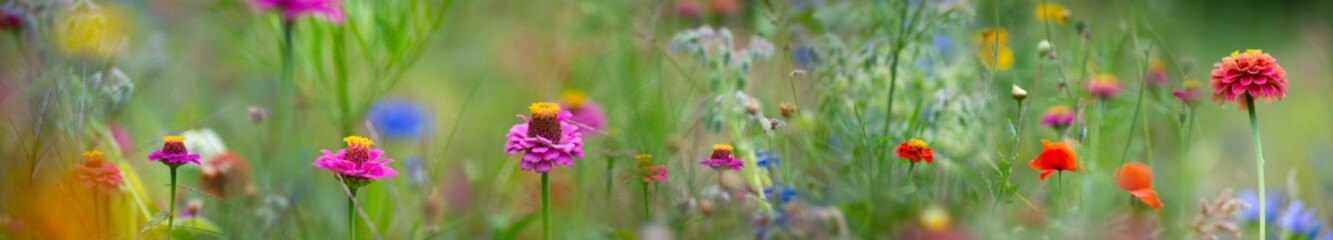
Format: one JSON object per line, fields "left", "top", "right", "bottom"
{"left": 1115, "top": 162, "right": 1153, "bottom": 191}
{"left": 1038, "top": 170, "right": 1054, "bottom": 181}
{"left": 1130, "top": 189, "right": 1163, "bottom": 209}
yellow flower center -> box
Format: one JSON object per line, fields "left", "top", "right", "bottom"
{"left": 162, "top": 135, "right": 185, "bottom": 143}
{"left": 529, "top": 102, "right": 561, "bottom": 119}
{"left": 906, "top": 139, "right": 928, "bottom": 148}
{"left": 1182, "top": 79, "right": 1202, "bottom": 88}
{"left": 712, "top": 144, "right": 734, "bottom": 151}
{"left": 635, "top": 154, "right": 653, "bottom": 165}
{"left": 921, "top": 206, "right": 951, "bottom": 231}
{"left": 1048, "top": 105, "right": 1072, "bottom": 114}
{"left": 84, "top": 151, "right": 106, "bottom": 166}
{"left": 561, "top": 90, "right": 588, "bottom": 110}
{"left": 343, "top": 136, "right": 375, "bottom": 147}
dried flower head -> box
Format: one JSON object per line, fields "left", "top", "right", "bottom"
{"left": 148, "top": 135, "right": 201, "bottom": 167}
{"left": 779, "top": 102, "right": 797, "bottom": 118}
{"left": 78, "top": 151, "right": 123, "bottom": 194}
{"left": 701, "top": 144, "right": 744, "bottom": 170}
{"left": 1209, "top": 49, "right": 1288, "bottom": 103}
{"left": 504, "top": 102, "right": 585, "bottom": 173}
{"left": 248, "top": 106, "right": 270, "bottom": 124}
{"left": 314, "top": 136, "right": 398, "bottom": 187}
{"left": 200, "top": 152, "right": 256, "bottom": 198}
{"left": 1192, "top": 189, "right": 1246, "bottom": 240}
{"left": 1029, "top": 139, "right": 1076, "bottom": 181}
{"left": 896, "top": 139, "right": 935, "bottom": 164}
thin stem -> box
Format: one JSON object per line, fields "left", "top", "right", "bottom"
{"left": 641, "top": 181, "right": 650, "bottom": 220}
{"left": 349, "top": 187, "right": 358, "bottom": 240}
{"left": 167, "top": 166, "right": 178, "bottom": 240}
{"left": 605, "top": 157, "right": 614, "bottom": 209}
{"left": 541, "top": 173, "right": 551, "bottom": 240}
{"left": 1246, "top": 95, "right": 1267, "bottom": 240}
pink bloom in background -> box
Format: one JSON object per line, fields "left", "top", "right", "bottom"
{"left": 1172, "top": 80, "right": 1204, "bottom": 105}
{"left": 110, "top": 123, "right": 133, "bottom": 157}
{"left": 78, "top": 151, "right": 123, "bottom": 194}
{"left": 1086, "top": 74, "right": 1122, "bottom": 99}
{"left": 314, "top": 136, "right": 398, "bottom": 186}
{"left": 1039, "top": 105, "right": 1076, "bottom": 129}
{"left": 504, "top": 102, "right": 585, "bottom": 173}
{"left": 1, "top": 6, "right": 24, "bottom": 31}
{"left": 248, "top": 0, "right": 344, "bottom": 23}
{"left": 701, "top": 144, "right": 744, "bottom": 171}
{"left": 148, "top": 136, "right": 201, "bottom": 166}
{"left": 1145, "top": 59, "right": 1169, "bottom": 86}
{"left": 1210, "top": 49, "right": 1288, "bottom": 103}
{"left": 630, "top": 154, "right": 669, "bottom": 183}
{"left": 560, "top": 90, "right": 606, "bottom": 135}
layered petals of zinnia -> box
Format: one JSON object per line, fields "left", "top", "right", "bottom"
{"left": 504, "top": 110, "right": 585, "bottom": 173}
{"left": 78, "top": 151, "right": 123, "bottom": 194}
{"left": 248, "top": 0, "right": 345, "bottom": 23}
{"left": 313, "top": 148, "right": 398, "bottom": 179}
{"left": 1029, "top": 139, "right": 1077, "bottom": 181}
{"left": 701, "top": 144, "right": 744, "bottom": 170}
{"left": 1116, "top": 162, "right": 1163, "bottom": 209}
{"left": 896, "top": 139, "right": 935, "bottom": 164}
{"left": 1209, "top": 49, "right": 1288, "bottom": 103}
{"left": 148, "top": 136, "right": 201, "bottom": 166}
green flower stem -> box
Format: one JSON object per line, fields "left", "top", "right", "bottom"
{"left": 605, "top": 157, "right": 614, "bottom": 208}
{"left": 349, "top": 187, "right": 358, "bottom": 240}
{"left": 541, "top": 172, "right": 551, "bottom": 240}
{"left": 167, "top": 165, "right": 178, "bottom": 240}
{"left": 641, "top": 181, "right": 650, "bottom": 220}
{"left": 1245, "top": 95, "right": 1267, "bottom": 240}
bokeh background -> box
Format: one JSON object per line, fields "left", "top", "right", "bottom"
{"left": 2, "top": 0, "right": 1332, "bottom": 239}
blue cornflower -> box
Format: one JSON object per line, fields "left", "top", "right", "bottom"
{"left": 367, "top": 99, "right": 432, "bottom": 140}
{"left": 764, "top": 185, "right": 799, "bottom": 205}
{"left": 1280, "top": 200, "right": 1323, "bottom": 238}
{"left": 757, "top": 150, "right": 780, "bottom": 168}
{"left": 1238, "top": 189, "right": 1282, "bottom": 223}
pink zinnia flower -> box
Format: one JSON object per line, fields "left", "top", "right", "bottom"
{"left": 78, "top": 151, "right": 123, "bottom": 194}
{"left": 148, "top": 136, "right": 201, "bottom": 166}
{"left": 1145, "top": 59, "right": 1168, "bottom": 87}
{"left": 314, "top": 136, "right": 398, "bottom": 187}
{"left": 1172, "top": 80, "right": 1204, "bottom": 105}
{"left": 630, "top": 154, "right": 668, "bottom": 183}
{"left": 1, "top": 6, "right": 24, "bottom": 32}
{"left": 700, "top": 144, "right": 744, "bottom": 170}
{"left": 504, "top": 102, "right": 585, "bottom": 173}
{"left": 1039, "top": 105, "right": 1075, "bottom": 129}
{"left": 248, "top": 0, "right": 344, "bottom": 23}
{"left": 1086, "top": 74, "right": 1122, "bottom": 99}
{"left": 560, "top": 90, "right": 606, "bottom": 135}
{"left": 1209, "top": 49, "right": 1288, "bottom": 103}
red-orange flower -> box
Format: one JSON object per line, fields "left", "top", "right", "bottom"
{"left": 1028, "top": 139, "right": 1076, "bottom": 181}
{"left": 896, "top": 138, "right": 934, "bottom": 164}
{"left": 1116, "top": 162, "right": 1163, "bottom": 209}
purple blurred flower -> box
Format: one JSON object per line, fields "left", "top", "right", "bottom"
{"left": 560, "top": 91, "right": 606, "bottom": 135}
{"left": 248, "top": 0, "right": 344, "bottom": 23}
{"left": 504, "top": 103, "right": 585, "bottom": 173}
{"left": 1039, "top": 105, "right": 1075, "bottom": 129}
{"left": 1237, "top": 189, "right": 1281, "bottom": 223}
{"left": 1279, "top": 200, "right": 1323, "bottom": 238}
{"left": 1, "top": 6, "right": 24, "bottom": 32}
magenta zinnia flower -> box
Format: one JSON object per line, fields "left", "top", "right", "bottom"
{"left": 1209, "top": 49, "right": 1288, "bottom": 103}
{"left": 1039, "top": 105, "right": 1076, "bottom": 129}
{"left": 504, "top": 102, "right": 585, "bottom": 173}
{"left": 148, "top": 136, "right": 201, "bottom": 166}
{"left": 314, "top": 136, "right": 398, "bottom": 186}
{"left": 78, "top": 151, "right": 123, "bottom": 194}
{"left": 1086, "top": 74, "right": 1122, "bottom": 99}
{"left": 560, "top": 90, "right": 606, "bottom": 135}
{"left": 1172, "top": 80, "right": 1203, "bottom": 105}
{"left": 248, "top": 0, "right": 344, "bottom": 23}
{"left": 700, "top": 144, "right": 744, "bottom": 170}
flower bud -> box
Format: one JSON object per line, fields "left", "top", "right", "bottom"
{"left": 1011, "top": 85, "right": 1028, "bottom": 101}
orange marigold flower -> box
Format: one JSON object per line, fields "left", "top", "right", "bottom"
{"left": 1029, "top": 139, "right": 1076, "bottom": 181}
{"left": 896, "top": 138, "right": 934, "bottom": 164}
{"left": 1116, "top": 162, "right": 1163, "bottom": 209}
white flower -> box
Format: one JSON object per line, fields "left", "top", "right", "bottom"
{"left": 182, "top": 128, "right": 227, "bottom": 161}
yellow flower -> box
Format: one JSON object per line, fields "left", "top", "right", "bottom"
{"left": 1035, "top": 3, "right": 1070, "bottom": 25}
{"left": 58, "top": 5, "right": 131, "bottom": 59}
{"left": 921, "top": 205, "right": 950, "bottom": 231}
{"left": 975, "top": 28, "right": 1014, "bottom": 70}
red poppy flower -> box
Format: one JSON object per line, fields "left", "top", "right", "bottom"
{"left": 897, "top": 138, "right": 935, "bottom": 164}
{"left": 1029, "top": 139, "right": 1076, "bottom": 181}
{"left": 1116, "top": 162, "right": 1163, "bottom": 209}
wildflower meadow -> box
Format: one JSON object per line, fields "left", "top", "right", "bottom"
{"left": 4, "top": 0, "right": 1333, "bottom": 239}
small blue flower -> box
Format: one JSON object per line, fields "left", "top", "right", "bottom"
{"left": 790, "top": 45, "right": 818, "bottom": 69}
{"left": 1280, "top": 200, "right": 1323, "bottom": 238}
{"left": 1238, "top": 189, "right": 1282, "bottom": 223}
{"left": 367, "top": 99, "right": 432, "bottom": 140}
{"left": 764, "top": 185, "right": 799, "bottom": 205}
{"left": 405, "top": 156, "right": 426, "bottom": 187}
{"left": 757, "top": 150, "right": 780, "bottom": 168}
